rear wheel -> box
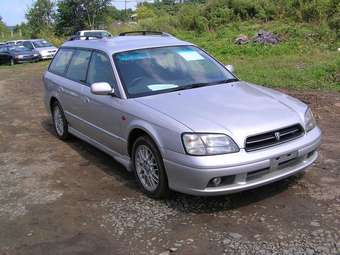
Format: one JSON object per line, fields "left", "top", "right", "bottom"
{"left": 51, "top": 101, "right": 69, "bottom": 140}
{"left": 132, "top": 136, "right": 170, "bottom": 199}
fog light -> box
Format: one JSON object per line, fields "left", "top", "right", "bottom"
{"left": 211, "top": 177, "right": 222, "bottom": 187}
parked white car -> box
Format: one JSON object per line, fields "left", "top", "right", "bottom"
{"left": 73, "top": 30, "right": 113, "bottom": 40}
{"left": 6, "top": 40, "right": 24, "bottom": 45}
{"left": 21, "top": 39, "right": 58, "bottom": 60}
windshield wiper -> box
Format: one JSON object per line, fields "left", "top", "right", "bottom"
{"left": 169, "top": 82, "right": 210, "bottom": 92}
{"left": 170, "top": 78, "right": 239, "bottom": 92}
{"left": 213, "top": 78, "right": 239, "bottom": 84}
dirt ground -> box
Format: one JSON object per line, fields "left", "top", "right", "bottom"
{"left": 0, "top": 63, "right": 339, "bottom": 255}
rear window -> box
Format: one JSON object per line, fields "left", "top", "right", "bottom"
{"left": 65, "top": 49, "right": 92, "bottom": 82}
{"left": 49, "top": 48, "right": 74, "bottom": 75}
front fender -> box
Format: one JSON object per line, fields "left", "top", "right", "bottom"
{"left": 125, "top": 119, "right": 166, "bottom": 155}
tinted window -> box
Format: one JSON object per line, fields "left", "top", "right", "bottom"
{"left": 87, "top": 51, "right": 116, "bottom": 86}
{"left": 66, "top": 49, "right": 92, "bottom": 82}
{"left": 23, "top": 41, "right": 33, "bottom": 49}
{"left": 49, "top": 48, "right": 74, "bottom": 75}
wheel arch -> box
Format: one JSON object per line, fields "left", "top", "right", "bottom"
{"left": 49, "top": 96, "right": 59, "bottom": 112}
{"left": 127, "top": 125, "right": 163, "bottom": 158}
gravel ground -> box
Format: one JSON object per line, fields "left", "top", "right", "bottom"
{"left": 0, "top": 63, "right": 339, "bottom": 255}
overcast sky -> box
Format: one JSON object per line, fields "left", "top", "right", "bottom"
{"left": 0, "top": 0, "right": 137, "bottom": 26}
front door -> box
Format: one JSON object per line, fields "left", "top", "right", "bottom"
{"left": 78, "top": 51, "right": 124, "bottom": 154}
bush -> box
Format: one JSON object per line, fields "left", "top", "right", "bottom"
{"left": 177, "top": 4, "right": 208, "bottom": 32}
{"left": 202, "top": 0, "right": 233, "bottom": 29}
{"left": 138, "top": 15, "right": 177, "bottom": 33}
{"left": 36, "top": 29, "right": 65, "bottom": 47}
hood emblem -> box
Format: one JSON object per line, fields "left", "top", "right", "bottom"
{"left": 274, "top": 131, "right": 281, "bottom": 141}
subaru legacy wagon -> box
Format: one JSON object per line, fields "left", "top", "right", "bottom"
{"left": 43, "top": 31, "right": 321, "bottom": 198}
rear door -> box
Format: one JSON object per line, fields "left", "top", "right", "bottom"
{"left": 62, "top": 48, "right": 92, "bottom": 134}
{"left": 47, "top": 47, "right": 86, "bottom": 131}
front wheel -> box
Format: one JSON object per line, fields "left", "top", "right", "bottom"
{"left": 132, "top": 136, "right": 170, "bottom": 199}
{"left": 9, "top": 58, "right": 14, "bottom": 66}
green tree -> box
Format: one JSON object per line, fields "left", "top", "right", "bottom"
{"left": 81, "top": 0, "right": 112, "bottom": 29}
{"left": 55, "top": 0, "right": 87, "bottom": 35}
{"left": 55, "top": 0, "right": 112, "bottom": 35}
{"left": 136, "top": 5, "right": 156, "bottom": 20}
{"left": 25, "top": 0, "right": 55, "bottom": 37}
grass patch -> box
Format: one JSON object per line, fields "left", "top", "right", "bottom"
{"left": 175, "top": 22, "right": 340, "bottom": 91}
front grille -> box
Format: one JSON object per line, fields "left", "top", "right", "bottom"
{"left": 245, "top": 124, "right": 304, "bottom": 152}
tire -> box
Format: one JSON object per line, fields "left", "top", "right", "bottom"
{"left": 132, "top": 136, "right": 170, "bottom": 199}
{"left": 51, "top": 101, "right": 69, "bottom": 140}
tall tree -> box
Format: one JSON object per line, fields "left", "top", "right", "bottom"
{"left": 26, "top": 0, "right": 55, "bottom": 37}
{"left": 55, "top": 0, "right": 111, "bottom": 35}
{"left": 81, "top": 0, "right": 112, "bottom": 29}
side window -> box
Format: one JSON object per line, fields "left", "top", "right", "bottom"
{"left": 87, "top": 51, "right": 116, "bottom": 87}
{"left": 23, "top": 42, "right": 33, "bottom": 49}
{"left": 65, "top": 49, "right": 92, "bottom": 82}
{"left": 49, "top": 48, "right": 74, "bottom": 75}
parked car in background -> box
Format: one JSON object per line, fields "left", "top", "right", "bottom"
{"left": 0, "top": 44, "right": 40, "bottom": 65}
{"left": 43, "top": 31, "right": 321, "bottom": 198}
{"left": 69, "top": 30, "right": 113, "bottom": 40}
{"left": 6, "top": 40, "right": 24, "bottom": 45}
{"left": 21, "top": 39, "right": 58, "bottom": 60}
{"left": 0, "top": 42, "right": 5, "bottom": 45}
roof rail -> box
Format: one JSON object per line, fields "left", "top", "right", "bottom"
{"left": 118, "top": 31, "right": 172, "bottom": 37}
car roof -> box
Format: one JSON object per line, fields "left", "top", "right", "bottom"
{"left": 22, "top": 39, "right": 46, "bottom": 42}
{"left": 62, "top": 35, "right": 194, "bottom": 54}
{"left": 79, "top": 30, "right": 107, "bottom": 32}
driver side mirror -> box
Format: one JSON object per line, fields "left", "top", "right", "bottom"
{"left": 90, "top": 82, "right": 114, "bottom": 96}
{"left": 225, "top": 64, "right": 235, "bottom": 73}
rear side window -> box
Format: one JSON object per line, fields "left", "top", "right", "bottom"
{"left": 49, "top": 48, "right": 74, "bottom": 75}
{"left": 87, "top": 51, "right": 116, "bottom": 86}
{"left": 65, "top": 49, "right": 92, "bottom": 82}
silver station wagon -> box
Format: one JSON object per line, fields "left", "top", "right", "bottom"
{"left": 43, "top": 31, "right": 321, "bottom": 198}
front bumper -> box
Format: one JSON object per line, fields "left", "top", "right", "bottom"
{"left": 40, "top": 53, "right": 56, "bottom": 60}
{"left": 163, "top": 127, "right": 321, "bottom": 196}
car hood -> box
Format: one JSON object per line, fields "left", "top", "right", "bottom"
{"left": 35, "top": 46, "right": 57, "bottom": 53}
{"left": 13, "top": 50, "right": 35, "bottom": 55}
{"left": 134, "top": 81, "right": 306, "bottom": 148}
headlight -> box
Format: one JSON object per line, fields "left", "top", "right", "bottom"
{"left": 182, "top": 133, "right": 239, "bottom": 156}
{"left": 304, "top": 108, "right": 316, "bottom": 132}
{"left": 33, "top": 53, "right": 39, "bottom": 57}
{"left": 16, "top": 55, "right": 24, "bottom": 59}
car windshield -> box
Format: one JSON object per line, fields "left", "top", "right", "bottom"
{"left": 32, "top": 40, "right": 53, "bottom": 48}
{"left": 113, "top": 46, "right": 237, "bottom": 98}
{"left": 8, "top": 45, "right": 30, "bottom": 52}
